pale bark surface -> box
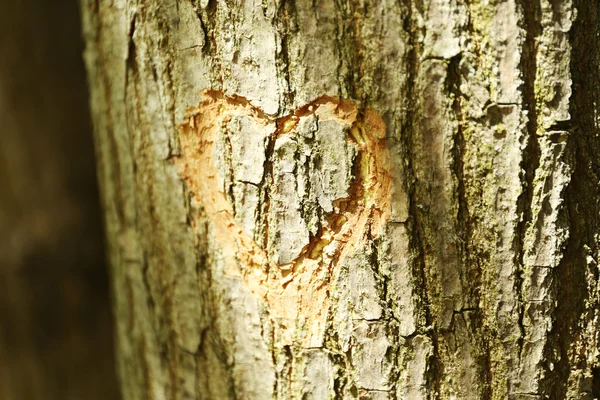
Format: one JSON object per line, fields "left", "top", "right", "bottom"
{"left": 81, "top": 0, "right": 600, "bottom": 399}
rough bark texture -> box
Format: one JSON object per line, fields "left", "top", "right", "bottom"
{"left": 0, "top": 1, "right": 120, "bottom": 399}
{"left": 81, "top": 0, "right": 600, "bottom": 399}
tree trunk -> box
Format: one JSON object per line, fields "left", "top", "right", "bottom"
{"left": 80, "top": 0, "right": 600, "bottom": 398}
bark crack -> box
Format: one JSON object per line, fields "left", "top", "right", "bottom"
{"left": 515, "top": 0, "right": 542, "bottom": 376}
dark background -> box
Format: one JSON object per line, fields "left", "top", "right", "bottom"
{"left": 0, "top": 1, "right": 120, "bottom": 399}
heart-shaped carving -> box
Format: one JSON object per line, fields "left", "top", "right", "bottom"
{"left": 176, "top": 90, "right": 390, "bottom": 346}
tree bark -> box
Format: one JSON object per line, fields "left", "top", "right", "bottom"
{"left": 80, "top": 0, "right": 600, "bottom": 398}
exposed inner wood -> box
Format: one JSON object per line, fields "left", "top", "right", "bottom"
{"left": 177, "top": 90, "right": 391, "bottom": 348}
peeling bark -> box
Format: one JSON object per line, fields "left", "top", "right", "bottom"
{"left": 81, "top": 0, "right": 600, "bottom": 399}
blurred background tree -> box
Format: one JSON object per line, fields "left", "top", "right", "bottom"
{"left": 0, "top": 1, "right": 119, "bottom": 399}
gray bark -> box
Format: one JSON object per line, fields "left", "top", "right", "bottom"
{"left": 80, "top": 0, "right": 600, "bottom": 399}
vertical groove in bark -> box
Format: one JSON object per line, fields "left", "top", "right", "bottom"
{"left": 80, "top": 0, "right": 600, "bottom": 399}
{"left": 515, "top": 0, "right": 542, "bottom": 393}
{"left": 396, "top": 2, "right": 442, "bottom": 398}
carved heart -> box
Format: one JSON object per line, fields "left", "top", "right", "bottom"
{"left": 176, "top": 90, "right": 390, "bottom": 345}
